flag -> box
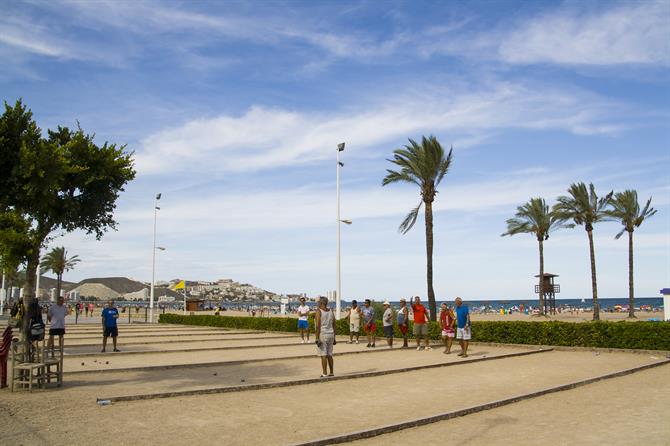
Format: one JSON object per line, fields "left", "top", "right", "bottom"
{"left": 174, "top": 280, "right": 185, "bottom": 290}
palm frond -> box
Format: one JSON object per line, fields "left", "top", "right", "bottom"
{"left": 399, "top": 201, "right": 422, "bottom": 234}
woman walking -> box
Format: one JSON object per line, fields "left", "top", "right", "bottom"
{"left": 315, "top": 297, "right": 337, "bottom": 377}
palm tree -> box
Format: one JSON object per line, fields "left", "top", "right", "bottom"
{"left": 606, "top": 190, "right": 657, "bottom": 318}
{"left": 41, "top": 247, "right": 80, "bottom": 300}
{"left": 554, "top": 183, "right": 612, "bottom": 321}
{"left": 382, "top": 135, "right": 453, "bottom": 321}
{"left": 501, "top": 198, "right": 570, "bottom": 315}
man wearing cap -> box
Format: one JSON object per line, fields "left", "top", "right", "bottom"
{"left": 382, "top": 301, "right": 394, "bottom": 348}
{"left": 361, "top": 299, "right": 376, "bottom": 348}
{"left": 296, "top": 297, "right": 311, "bottom": 343}
{"left": 397, "top": 298, "right": 410, "bottom": 348}
{"left": 411, "top": 296, "right": 431, "bottom": 351}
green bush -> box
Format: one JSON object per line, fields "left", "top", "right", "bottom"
{"left": 159, "top": 313, "right": 670, "bottom": 351}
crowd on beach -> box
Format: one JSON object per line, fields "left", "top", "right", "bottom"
{"left": 297, "top": 295, "right": 472, "bottom": 378}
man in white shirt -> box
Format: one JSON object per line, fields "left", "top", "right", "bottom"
{"left": 47, "top": 296, "right": 69, "bottom": 358}
{"left": 296, "top": 297, "right": 311, "bottom": 343}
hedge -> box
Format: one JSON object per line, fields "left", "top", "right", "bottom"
{"left": 159, "top": 313, "right": 670, "bottom": 351}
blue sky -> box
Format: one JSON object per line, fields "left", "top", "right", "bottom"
{"left": 1, "top": 0, "right": 669, "bottom": 300}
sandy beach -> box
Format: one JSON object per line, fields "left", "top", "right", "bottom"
{"left": 180, "top": 308, "right": 665, "bottom": 323}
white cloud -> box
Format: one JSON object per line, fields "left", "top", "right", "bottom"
{"left": 499, "top": 1, "right": 669, "bottom": 66}
{"left": 420, "top": 1, "right": 669, "bottom": 67}
{"left": 135, "top": 80, "right": 629, "bottom": 174}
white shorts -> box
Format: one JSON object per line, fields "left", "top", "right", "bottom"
{"left": 456, "top": 327, "right": 471, "bottom": 340}
{"left": 317, "top": 333, "right": 335, "bottom": 356}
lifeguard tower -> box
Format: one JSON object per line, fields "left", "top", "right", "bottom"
{"left": 535, "top": 273, "right": 560, "bottom": 315}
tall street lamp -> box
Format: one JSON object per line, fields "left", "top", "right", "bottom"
{"left": 150, "top": 193, "right": 161, "bottom": 323}
{"left": 336, "top": 142, "right": 347, "bottom": 320}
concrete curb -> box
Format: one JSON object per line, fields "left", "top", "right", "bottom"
{"left": 64, "top": 334, "right": 282, "bottom": 348}
{"left": 64, "top": 339, "right": 300, "bottom": 357}
{"left": 469, "top": 341, "right": 670, "bottom": 356}
{"left": 95, "top": 348, "right": 551, "bottom": 403}
{"left": 291, "top": 358, "right": 670, "bottom": 446}
{"left": 73, "top": 343, "right": 405, "bottom": 375}
{"left": 65, "top": 331, "right": 256, "bottom": 340}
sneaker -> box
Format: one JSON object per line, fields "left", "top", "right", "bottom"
{"left": 371, "top": 344, "right": 376, "bottom": 348}
{"left": 366, "top": 343, "right": 371, "bottom": 347}
{"left": 101, "top": 349, "right": 106, "bottom": 353}
{"left": 113, "top": 349, "right": 121, "bottom": 352}
{"left": 425, "top": 346, "right": 432, "bottom": 351}
{"left": 328, "top": 373, "right": 334, "bottom": 377}
{"left": 355, "top": 340, "right": 359, "bottom": 344}
{"left": 416, "top": 346, "right": 422, "bottom": 351}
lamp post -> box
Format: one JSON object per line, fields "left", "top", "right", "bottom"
{"left": 336, "top": 142, "right": 348, "bottom": 320}
{"left": 150, "top": 193, "right": 161, "bottom": 323}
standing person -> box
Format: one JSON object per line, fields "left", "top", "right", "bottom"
{"left": 361, "top": 299, "right": 376, "bottom": 348}
{"left": 455, "top": 297, "right": 471, "bottom": 358}
{"left": 397, "top": 298, "right": 410, "bottom": 348}
{"left": 84, "top": 303, "right": 89, "bottom": 317}
{"left": 101, "top": 300, "right": 120, "bottom": 353}
{"left": 88, "top": 302, "right": 94, "bottom": 318}
{"left": 439, "top": 303, "right": 456, "bottom": 354}
{"left": 347, "top": 300, "right": 362, "bottom": 344}
{"left": 47, "top": 296, "right": 68, "bottom": 358}
{"left": 315, "top": 296, "right": 336, "bottom": 377}
{"left": 411, "top": 296, "right": 431, "bottom": 351}
{"left": 382, "top": 301, "right": 394, "bottom": 348}
{"left": 296, "top": 297, "right": 311, "bottom": 343}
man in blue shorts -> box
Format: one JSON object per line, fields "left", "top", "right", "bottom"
{"left": 101, "top": 299, "right": 120, "bottom": 353}
{"left": 297, "top": 297, "right": 311, "bottom": 343}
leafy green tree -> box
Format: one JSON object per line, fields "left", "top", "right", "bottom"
{"left": 382, "top": 135, "right": 453, "bottom": 321}
{"left": 554, "top": 183, "right": 612, "bottom": 321}
{"left": 41, "top": 247, "right": 81, "bottom": 301}
{"left": 606, "top": 190, "right": 657, "bottom": 318}
{"left": 0, "top": 100, "right": 135, "bottom": 341}
{"left": 502, "top": 198, "right": 570, "bottom": 315}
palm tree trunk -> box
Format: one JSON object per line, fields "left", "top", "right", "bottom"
{"left": 587, "top": 229, "right": 599, "bottom": 321}
{"left": 628, "top": 230, "right": 635, "bottom": 318}
{"left": 538, "top": 239, "right": 545, "bottom": 316}
{"left": 424, "top": 200, "right": 436, "bottom": 321}
{"left": 56, "top": 273, "right": 63, "bottom": 302}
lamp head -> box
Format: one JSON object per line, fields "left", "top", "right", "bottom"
{"left": 156, "top": 193, "right": 162, "bottom": 200}
{"left": 337, "top": 142, "right": 345, "bottom": 151}
{"left": 340, "top": 219, "right": 352, "bottom": 225}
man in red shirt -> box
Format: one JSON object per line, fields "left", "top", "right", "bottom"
{"left": 411, "top": 296, "right": 431, "bottom": 351}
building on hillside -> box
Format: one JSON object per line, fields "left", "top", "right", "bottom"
{"left": 68, "top": 277, "right": 181, "bottom": 301}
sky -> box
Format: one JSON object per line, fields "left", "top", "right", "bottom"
{"left": 1, "top": 0, "right": 669, "bottom": 300}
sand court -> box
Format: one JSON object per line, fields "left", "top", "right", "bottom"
{"left": 2, "top": 323, "right": 668, "bottom": 446}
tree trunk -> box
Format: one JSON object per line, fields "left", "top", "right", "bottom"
{"left": 424, "top": 200, "right": 436, "bottom": 321}
{"left": 538, "top": 239, "right": 545, "bottom": 316}
{"left": 22, "top": 248, "right": 40, "bottom": 359}
{"left": 587, "top": 229, "right": 599, "bottom": 321}
{"left": 56, "top": 273, "right": 63, "bottom": 301}
{"left": 628, "top": 230, "right": 635, "bottom": 318}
